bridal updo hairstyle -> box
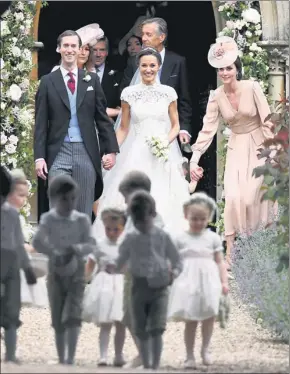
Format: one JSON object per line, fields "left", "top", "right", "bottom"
{"left": 136, "top": 47, "right": 162, "bottom": 66}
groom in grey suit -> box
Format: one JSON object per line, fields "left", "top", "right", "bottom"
{"left": 34, "top": 30, "right": 119, "bottom": 217}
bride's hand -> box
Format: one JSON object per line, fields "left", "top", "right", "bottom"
{"left": 190, "top": 162, "right": 204, "bottom": 182}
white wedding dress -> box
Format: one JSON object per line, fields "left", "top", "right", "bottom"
{"left": 92, "top": 82, "right": 190, "bottom": 238}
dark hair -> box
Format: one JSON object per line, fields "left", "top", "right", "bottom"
{"left": 126, "top": 35, "right": 142, "bottom": 47}
{"left": 48, "top": 175, "right": 79, "bottom": 200}
{"left": 216, "top": 57, "right": 243, "bottom": 80}
{"left": 82, "top": 46, "right": 96, "bottom": 70}
{"left": 119, "top": 171, "right": 151, "bottom": 196}
{"left": 101, "top": 208, "right": 127, "bottom": 226}
{"left": 234, "top": 57, "right": 243, "bottom": 80}
{"left": 128, "top": 190, "right": 156, "bottom": 223}
{"left": 57, "top": 30, "right": 82, "bottom": 48}
{"left": 0, "top": 165, "right": 12, "bottom": 199}
{"left": 136, "top": 47, "right": 162, "bottom": 66}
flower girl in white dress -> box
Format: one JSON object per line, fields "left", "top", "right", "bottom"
{"left": 83, "top": 209, "right": 126, "bottom": 367}
{"left": 167, "top": 193, "right": 229, "bottom": 369}
{"left": 7, "top": 169, "right": 48, "bottom": 308}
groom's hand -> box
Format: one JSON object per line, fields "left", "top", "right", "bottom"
{"left": 102, "top": 153, "right": 116, "bottom": 170}
{"left": 35, "top": 159, "right": 48, "bottom": 180}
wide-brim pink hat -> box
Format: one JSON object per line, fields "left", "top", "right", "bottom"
{"left": 208, "top": 36, "right": 239, "bottom": 68}
{"left": 76, "top": 23, "right": 104, "bottom": 47}
{"left": 56, "top": 24, "right": 104, "bottom": 53}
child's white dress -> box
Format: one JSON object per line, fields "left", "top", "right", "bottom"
{"left": 167, "top": 229, "right": 222, "bottom": 321}
{"left": 20, "top": 272, "right": 49, "bottom": 308}
{"left": 20, "top": 253, "right": 49, "bottom": 308}
{"left": 83, "top": 238, "right": 124, "bottom": 324}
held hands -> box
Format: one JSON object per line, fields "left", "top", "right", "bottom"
{"left": 105, "top": 263, "right": 116, "bottom": 274}
{"left": 102, "top": 153, "right": 116, "bottom": 170}
{"left": 35, "top": 160, "right": 48, "bottom": 180}
{"left": 222, "top": 282, "right": 229, "bottom": 295}
{"left": 179, "top": 132, "right": 190, "bottom": 145}
{"left": 24, "top": 243, "right": 36, "bottom": 253}
{"left": 24, "top": 267, "right": 37, "bottom": 285}
{"left": 190, "top": 162, "right": 204, "bottom": 182}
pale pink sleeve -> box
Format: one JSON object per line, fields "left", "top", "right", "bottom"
{"left": 191, "top": 91, "right": 220, "bottom": 164}
{"left": 253, "top": 81, "right": 274, "bottom": 139}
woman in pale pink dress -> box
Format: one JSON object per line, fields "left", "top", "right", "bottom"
{"left": 190, "top": 37, "right": 274, "bottom": 267}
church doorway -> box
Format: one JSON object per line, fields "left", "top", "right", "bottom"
{"left": 37, "top": 1, "right": 217, "bottom": 203}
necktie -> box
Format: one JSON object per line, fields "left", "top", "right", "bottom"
{"left": 67, "top": 72, "right": 75, "bottom": 94}
{"left": 96, "top": 68, "right": 100, "bottom": 79}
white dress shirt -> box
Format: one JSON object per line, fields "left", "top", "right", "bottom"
{"left": 95, "top": 63, "right": 105, "bottom": 83}
{"left": 59, "top": 65, "right": 78, "bottom": 91}
{"left": 160, "top": 47, "right": 165, "bottom": 65}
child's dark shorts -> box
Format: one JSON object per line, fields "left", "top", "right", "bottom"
{"left": 0, "top": 249, "right": 21, "bottom": 329}
{"left": 131, "top": 276, "right": 168, "bottom": 340}
{"left": 47, "top": 257, "right": 85, "bottom": 333}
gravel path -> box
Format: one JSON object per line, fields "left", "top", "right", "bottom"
{"left": 1, "top": 281, "right": 288, "bottom": 373}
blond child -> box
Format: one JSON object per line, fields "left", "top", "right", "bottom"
{"left": 167, "top": 192, "right": 229, "bottom": 368}
{"left": 84, "top": 209, "right": 127, "bottom": 367}
{"left": 1, "top": 166, "right": 37, "bottom": 363}
{"left": 7, "top": 169, "right": 48, "bottom": 308}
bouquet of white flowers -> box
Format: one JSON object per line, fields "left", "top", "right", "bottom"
{"left": 146, "top": 135, "right": 169, "bottom": 162}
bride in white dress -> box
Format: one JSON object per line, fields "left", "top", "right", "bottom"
{"left": 92, "top": 47, "right": 190, "bottom": 237}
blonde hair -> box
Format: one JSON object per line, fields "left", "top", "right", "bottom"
{"left": 183, "top": 192, "right": 217, "bottom": 221}
{"left": 101, "top": 208, "right": 127, "bottom": 226}
{"left": 10, "top": 169, "right": 28, "bottom": 192}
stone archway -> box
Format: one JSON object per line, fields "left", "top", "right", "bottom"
{"left": 259, "top": 1, "right": 289, "bottom": 103}
{"left": 31, "top": 1, "right": 288, "bottom": 95}
{"left": 29, "top": 1, "right": 288, "bottom": 221}
{"left": 31, "top": 1, "right": 225, "bottom": 81}
{"left": 29, "top": 1, "right": 218, "bottom": 221}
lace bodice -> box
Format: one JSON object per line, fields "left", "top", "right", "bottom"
{"left": 121, "top": 83, "right": 178, "bottom": 136}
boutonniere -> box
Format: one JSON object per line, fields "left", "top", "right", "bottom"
{"left": 108, "top": 70, "right": 116, "bottom": 76}
{"left": 83, "top": 74, "right": 91, "bottom": 82}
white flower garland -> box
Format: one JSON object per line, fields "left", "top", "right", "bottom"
{"left": 218, "top": 1, "right": 268, "bottom": 91}
{"left": 0, "top": 1, "right": 37, "bottom": 241}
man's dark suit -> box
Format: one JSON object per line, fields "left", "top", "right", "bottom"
{"left": 34, "top": 68, "right": 119, "bottom": 218}
{"left": 100, "top": 64, "right": 122, "bottom": 110}
{"left": 120, "top": 50, "right": 192, "bottom": 135}
{"left": 0, "top": 2, "right": 11, "bottom": 18}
